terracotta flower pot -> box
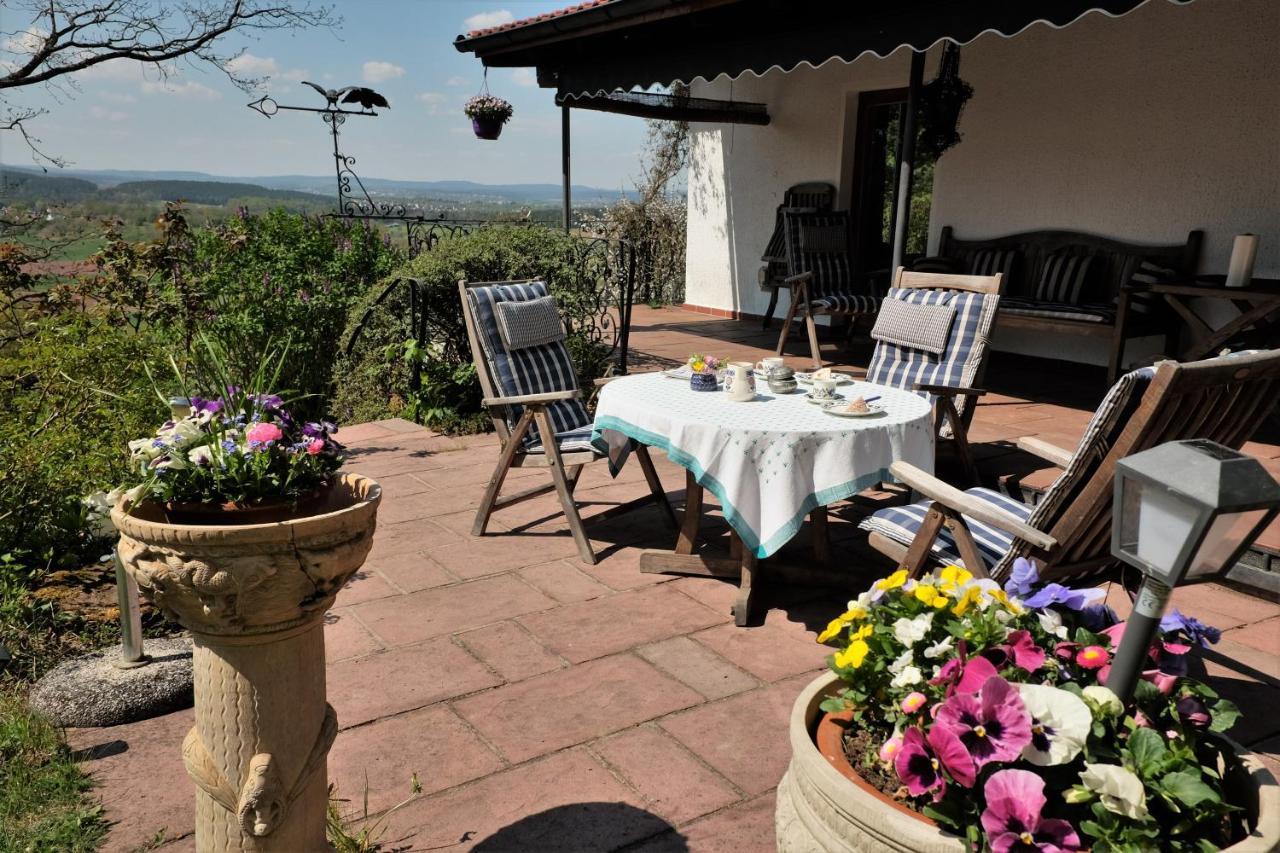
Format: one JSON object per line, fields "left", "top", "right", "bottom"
{"left": 472, "top": 116, "right": 504, "bottom": 140}
{"left": 160, "top": 484, "right": 331, "bottom": 525}
{"left": 113, "top": 473, "right": 380, "bottom": 852}
{"left": 775, "top": 671, "right": 1280, "bottom": 853}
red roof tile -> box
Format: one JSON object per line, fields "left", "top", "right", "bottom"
{"left": 464, "top": 0, "right": 618, "bottom": 38}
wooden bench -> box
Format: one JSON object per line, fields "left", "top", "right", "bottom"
{"left": 928, "top": 226, "right": 1203, "bottom": 383}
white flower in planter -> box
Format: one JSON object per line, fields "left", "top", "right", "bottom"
{"left": 1038, "top": 609, "right": 1070, "bottom": 639}
{"left": 1083, "top": 685, "right": 1124, "bottom": 718}
{"left": 888, "top": 649, "right": 914, "bottom": 674}
{"left": 1016, "top": 683, "right": 1091, "bottom": 766}
{"left": 923, "top": 636, "right": 954, "bottom": 659}
{"left": 1080, "top": 763, "right": 1149, "bottom": 820}
{"left": 892, "top": 611, "right": 933, "bottom": 647}
{"left": 891, "top": 665, "right": 924, "bottom": 688}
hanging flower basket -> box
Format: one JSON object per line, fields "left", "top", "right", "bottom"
{"left": 465, "top": 94, "right": 513, "bottom": 141}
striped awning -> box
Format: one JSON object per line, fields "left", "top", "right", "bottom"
{"left": 455, "top": 0, "right": 1194, "bottom": 98}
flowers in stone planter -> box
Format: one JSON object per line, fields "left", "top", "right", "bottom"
{"left": 818, "top": 559, "right": 1243, "bottom": 851}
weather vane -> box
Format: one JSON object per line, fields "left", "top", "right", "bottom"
{"left": 247, "top": 82, "right": 405, "bottom": 220}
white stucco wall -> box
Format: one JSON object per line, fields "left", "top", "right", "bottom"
{"left": 684, "top": 0, "right": 1280, "bottom": 364}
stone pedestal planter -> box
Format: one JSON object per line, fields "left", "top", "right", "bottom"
{"left": 113, "top": 474, "right": 380, "bottom": 852}
{"left": 776, "top": 671, "right": 1280, "bottom": 853}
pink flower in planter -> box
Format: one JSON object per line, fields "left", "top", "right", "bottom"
{"left": 980, "top": 769, "right": 1082, "bottom": 852}
{"left": 879, "top": 734, "right": 904, "bottom": 764}
{"left": 894, "top": 726, "right": 973, "bottom": 798}
{"left": 935, "top": 676, "right": 1032, "bottom": 770}
{"left": 1075, "top": 646, "right": 1109, "bottom": 670}
{"left": 246, "top": 422, "right": 284, "bottom": 445}
{"left": 306, "top": 438, "right": 325, "bottom": 455}
{"left": 901, "top": 692, "right": 928, "bottom": 714}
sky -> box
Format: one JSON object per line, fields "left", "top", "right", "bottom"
{"left": 3, "top": 1, "right": 653, "bottom": 189}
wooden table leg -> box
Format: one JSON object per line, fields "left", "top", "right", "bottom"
{"left": 810, "top": 507, "right": 830, "bottom": 567}
{"left": 733, "top": 538, "right": 758, "bottom": 627}
{"left": 675, "top": 469, "right": 702, "bottom": 555}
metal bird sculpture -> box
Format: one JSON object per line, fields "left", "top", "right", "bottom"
{"left": 301, "top": 80, "right": 354, "bottom": 107}
{"left": 340, "top": 87, "right": 391, "bottom": 110}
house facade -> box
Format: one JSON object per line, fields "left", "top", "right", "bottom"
{"left": 683, "top": 0, "right": 1279, "bottom": 366}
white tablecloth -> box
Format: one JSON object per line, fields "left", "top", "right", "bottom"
{"left": 592, "top": 373, "right": 934, "bottom": 558}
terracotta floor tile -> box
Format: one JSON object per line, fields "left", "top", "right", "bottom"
{"left": 517, "top": 559, "right": 613, "bottom": 603}
{"left": 328, "top": 704, "right": 504, "bottom": 814}
{"left": 368, "top": 550, "right": 457, "bottom": 593}
{"left": 327, "top": 637, "right": 500, "bottom": 727}
{"left": 631, "top": 793, "right": 777, "bottom": 852}
{"left": 427, "top": 531, "right": 579, "bottom": 579}
{"left": 455, "top": 620, "right": 566, "bottom": 682}
{"left": 352, "top": 575, "right": 556, "bottom": 648}
{"left": 594, "top": 725, "right": 742, "bottom": 825}
{"left": 637, "top": 635, "right": 760, "bottom": 700}
{"left": 692, "top": 618, "right": 829, "bottom": 684}
{"left": 379, "top": 749, "right": 670, "bottom": 852}
{"left": 325, "top": 608, "right": 382, "bottom": 662}
{"left": 518, "top": 585, "right": 725, "bottom": 663}
{"left": 660, "top": 675, "right": 813, "bottom": 796}
{"left": 335, "top": 569, "right": 399, "bottom": 606}
{"left": 1221, "top": 616, "right": 1280, "bottom": 657}
{"left": 366, "top": 517, "right": 462, "bottom": 561}
{"left": 452, "top": 653, "right": 702, "bottom": 763}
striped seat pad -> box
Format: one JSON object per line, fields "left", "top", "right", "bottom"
{"left": 809, "top": 293, "right": 882, "bottom": 314}
{"left": 1001, "top": 298, "right": 1115, "bottom": 324}
{"left": 860, "top": 488, "right": 1033, "bottom": 570}
{"left": 526, "top": 424, "right": 600, "bottom": 455}
{"left": 866, "top": 287, "right": 1000, "bottom": 423}
{"left": 783, "top": 210, "right": 855, "bottom": 292}
{"left": 466, "top": 281, "right": 591, "bottom": 451}
{"left": 1035, "top": 252, "right": 1096, "bottom": 304}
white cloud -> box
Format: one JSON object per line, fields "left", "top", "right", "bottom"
{"left": 2, "top": 28, "right": 47, "bottom": 55}
{"left": 140, "top": 79, "right": 221, "bottom": 100}
{"left": 416, "top": 91, "right": 446, "bottom": 115}
{"left": 99, "top": 91, "right": 137, "bottom": 104}
{"left": 511, "top": 68, "right": 537, "bottom": 88}
{"left": 89, "top": 105, "right": 128, "bottom": 122}
{"left": 446, "top": 75, "right": 469, "bottom": 87}
{"left": 362, "top": 61, "right": 405, "bottom": 84}
{"left": 79, "top": 58, "right": 145, "bottom": 81}
{"left": 224, "top": 52, "right": 278, "bottom": 77}
{"left": 463, "top": 10, "right": 514, "bottom": 31}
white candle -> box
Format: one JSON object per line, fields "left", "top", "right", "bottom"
{"left": 1225, "top": 234, "right": 1258, "bottom": 288}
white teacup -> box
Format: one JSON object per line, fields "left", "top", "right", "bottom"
{"left": 811, "top": 378, "right": 837, "bottom": 399}
{"left": 755, "top": 356, "right": 785, "bottom": 377}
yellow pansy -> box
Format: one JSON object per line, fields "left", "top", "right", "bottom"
{"left": 851, "top": 623, "right": 872, "bottom": 641}
{"left": 874, "top": 570, "right": 908, "bottom": 592}
{"left": 834, "top": 639, "right": 870, "bottom": 669}
{"left": 839, "top": 606, "right": 868, "bottom": 623}
{"left": 952, "top": 585, "right": 984, "bottom": 617}
{"left": 816, "top": 618, "right": 845, "bottom": 644}
{"left": 938, "top": 564, "right": 973, "bottom": 593}
{"left": 913, "top": 584, "right": 939, "bottom": 606}
{"left": 986, "top": 588, "right": 1024, "bottom": 614}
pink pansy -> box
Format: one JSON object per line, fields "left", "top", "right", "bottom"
{"left": 935, "top": 676, "right": 1033, "bottom": 769}
{"left": 981, "top": 769, "right": 1082, "bottom": 852}
{"left": 246, "top": 422, "right": 284, "bottom": 444}
{"left": 306, "top": 438, "right": 325, "bottom": 455}
{"left": 984, "top": 629, "right": 1046, "bottom": 673}
{"left": 931, "top": 655, "right": 999, "bottom": 697}
{"left": 901, "top": 692, "right": 928, "bottom": 714}
{"left": 1076, "top": 646, "right": 1109, "bottom": 670}
{"left": 928, "top": 722, "right": 976, "bottom": 788}
{"left": 1176, "top": 696, "right": 1211, "bottom": 729}
{"left": 894, "top": 728, "right": 947, "bottom": 799}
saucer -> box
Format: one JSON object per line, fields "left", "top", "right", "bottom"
{"left": 804, "top": 394, "right": 837, "bottom": 406}
{"left": 824, "top": 404, "right": 885, "bottom": 418}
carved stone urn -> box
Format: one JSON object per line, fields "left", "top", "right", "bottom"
{"left": 113, "top": 473, "right": 381, "bottom": 851}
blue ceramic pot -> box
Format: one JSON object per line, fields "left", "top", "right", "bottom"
{"left": 689, "top": 372, "right": 718, "bottom": 392}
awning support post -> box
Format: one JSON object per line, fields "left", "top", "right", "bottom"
{"left": 561, "top": 105, "right": 572, "bottom": 232}
{"left": 890, "top": 50, "right": 925, "bottom": 273}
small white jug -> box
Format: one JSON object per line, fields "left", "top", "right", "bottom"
{"left": 724, "top": 362, "right": 755, "bottom": 402}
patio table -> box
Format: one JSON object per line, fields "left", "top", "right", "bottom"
{"left": 592, "top": 372, "right": 934, "bottom": 623}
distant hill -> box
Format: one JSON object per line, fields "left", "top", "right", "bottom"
{"left": 103, "top": 180, "right": 323, "bottom": 205}
{"left": 1, "top": 170, "right": 98, "bottom": 202}
{"left": 0, "top": 164, "right": 636, "bottom": 205}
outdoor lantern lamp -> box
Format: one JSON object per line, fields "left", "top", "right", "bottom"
{"left": 1106, "top": 439, "right": 1280, "bottom": 701}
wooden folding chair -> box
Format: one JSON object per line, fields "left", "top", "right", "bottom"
{"left": 758, "top": 182, "right": 835, "bottom": 329}
{"left": 460, "top": 278, "right": 676, "bottom": 565}
{"left": 863, "top": 267, "right": 1003, "bottom": 486}
{"left": 859, "top": 349, "right": 1280, "bottom": 584}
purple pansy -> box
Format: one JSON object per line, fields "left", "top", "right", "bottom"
{"left": 894, "top": 728, "right": 951, "bottom": 799}
{"left": 934, "top": 676, "right": 1033, "bottom": 769}
{"left": 1023, "top": 583, "right": 1105, "bottom": 612}
{"left": 980, "top": 769, "right": 1082, "bottom": 852}
{"left": 1080, "top": 603, "right": 1120, "bottom": 631}
{"left": 191, "top": 396, "right": 224, "bottom": 414}
{"left": 1003, "top": 557, "right": 1039, "bottom": 597}
{"left": 1175, "top": 695, "right": 1211, "bottom": 729}
{"left": 983, "top": 630, "right": 1046, "bottom": 673}
{"left": 931, "top": 654, "right": 999, "bottom": 697}
{"left": 1160, "top": 609, "right": 1221, "bottom": 648}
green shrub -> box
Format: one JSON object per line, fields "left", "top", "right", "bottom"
{"left": 333, "top": 226, "right": 618, "bottom": 433}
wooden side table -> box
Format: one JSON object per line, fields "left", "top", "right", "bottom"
{"left": 1117, "top": 275, "right": 1280, "bottom": 368}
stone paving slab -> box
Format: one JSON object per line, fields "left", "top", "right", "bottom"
{"left": 69, "top": 322, "right": 1280, "bottom": 853}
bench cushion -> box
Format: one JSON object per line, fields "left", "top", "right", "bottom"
{"left": 1001, "top": 297, "right": 1116, "bottom": 324}
{"left": 1035, "top": 251, "right": 1098, "bottom": 305}
{"left": 809, "top": 293, "right": 882, "bottom": 315}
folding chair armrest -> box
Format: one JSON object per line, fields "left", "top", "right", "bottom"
{"left": 888, "top": 461, "right": 1058, "bottom": 550}
{"left": 783, "top": 271, "right": 814, "bottom": 287}
{"left": 483, "top": 389, "right": 581, "bottom": 408}
{"left": 1016, "top": 436, "right": 1074, "bottom": 469}
{"left": 914, "top": 382, "right": 987, "bottom": 398}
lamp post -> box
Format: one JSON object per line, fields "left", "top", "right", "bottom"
{"left": 1106, "top": 439, "right": 1280, "bottom": 702}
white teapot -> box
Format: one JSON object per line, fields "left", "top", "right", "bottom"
{"left": 724, "top": 361, "right": 756, "bottom": 402}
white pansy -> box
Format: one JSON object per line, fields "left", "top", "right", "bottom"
{"left": 892, "top": 612, "right": 934, "bottom": 647}
{"left": 1038, "top": 609, "right": 1070, "bottom": 639}
{"left": 150, "top": 453, "right": 187, "bottom": 471}
{"left": 993, "top": 608, "right": 1014, "bottom": 623}
{"left": 1080, "top": 763, "right": 1149, "bottom": 820}
{"left": 81, "top": 491, "right": 119, "bottom": 538}
{"left": 923, "top": 636, "right": 954, "bottom": 659}
{"left": 128, "top": 437, "right": 164, "bottom": 461}
{"left": 162, "top": 418, "right": 203, "bottom": 447}
{"left": 187, "top": 445, "right": 214, "bottom": 466}
{"left": 123, "top": 484, "right": 146, "bottom": 503}
{"left": 889, "top": 649, "right": 914, "bottom": 674}
{"left": 1016, "top": 683, "right": 1092, "bottom": 766}
{"left": 1082, "top": 685, "right": 1124, "bottom": 718}
{"left": 890, "top": 665, "right": 923, "bottom": 688}
{"left": 848, "top": 590, "right": 875, "bottom": 611}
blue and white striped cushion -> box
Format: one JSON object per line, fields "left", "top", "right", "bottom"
{"left": 968, "top": 249, "right": 1018, "bottom": 282}
{"left": 865, "top": 287, "right": 1000, "bottom": 422}
{"left": 1035, "top": 252, "right": 1096, "bottom": 305}
{"left": 861, "top": 488, "right": 1034, "bottom": 571}
{"left": 1001, "top": 298, "right": 1115, "bottom": 324}
{"left": 783, "top": 211, "right": 856, "bottom": 295}
{"left": 466, "top": 281, "right": 591, "bottom": 451}
{"left": 810, "top": 294, "right": 881, "bottom": 314}
{"left": 527, "top": 423, "right": 599, "bottom": 455}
